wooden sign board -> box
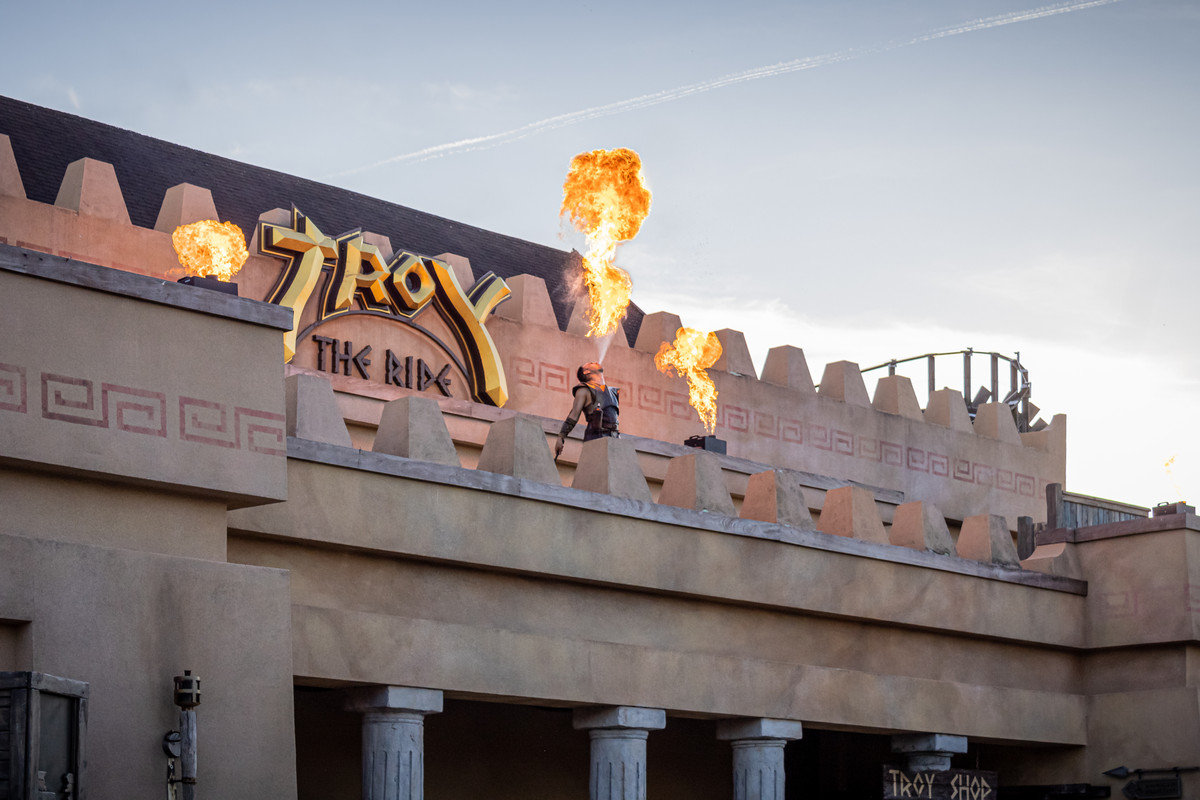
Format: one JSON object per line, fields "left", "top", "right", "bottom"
{"left": 882, "top": 766, "right": 998, "bottom": 799}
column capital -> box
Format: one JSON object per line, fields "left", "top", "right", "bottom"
{"left": 890, "top": 733, "right": 967, "bottom": 755}
{"left": 891, "top": 733, "right": 967, "bottom": 772}
{"left": 344, "top": 685, "right": 443, "bottom": 715}
{"left": 573, "top": 706, "right": 666, "bottom": 732}
{"left": 717, "top": 718, "right": 803, "bottom": 742}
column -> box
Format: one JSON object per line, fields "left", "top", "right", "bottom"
{"left": 716, "top": 718, "right": 804, "bottom": 800}
{"left": 345, "top": 685, "right": 443, "bottom": 800}
{"left": 890, "top": 733, "right": 967, "bottom": 772}
{"left": 573, "top": 706, "right": 666, "bottom": 800}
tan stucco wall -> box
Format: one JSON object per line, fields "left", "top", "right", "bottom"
{"left": 228, "top": 451, "right": 1087, "bottom": 745}
{"left": 0, "top": 247, "right": 299, "bottom": 797}
{"left": 0, "top": 468, "right": 228, "bottom": 559}
{"left": 4, "top": 148, "right": 1196, "bottom": 794}
{"left": 0, "top": 251, "right": 289, "bottom": 508}
{"left": 0, "top": 533, "right": 297, "bottom": 799}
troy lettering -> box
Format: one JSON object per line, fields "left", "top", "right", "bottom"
{"left": 888, "top": 769, "right": 935, "bottom": 798}
{"left": 260, "top": 207, "right": 510, "bottom": 406}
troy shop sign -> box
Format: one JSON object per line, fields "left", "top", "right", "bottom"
{"left": 258, "top": 208, "right": 511, "bottom": 406}
{"left": 882, "top": 767, "right": 998, "bottom": 800}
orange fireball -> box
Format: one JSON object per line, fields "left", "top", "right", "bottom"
{"left": 655, "top": 327, "right": 722, "bottom": 434}
{"left": 560, "top": 148, "right": 652, "bottom": 337}
{"left": 172, "top": 220, "right": 249, "bottom": 281}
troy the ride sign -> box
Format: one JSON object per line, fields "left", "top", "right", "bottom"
{"left": 258, "top": 208, "right": 510, "bottom": 407}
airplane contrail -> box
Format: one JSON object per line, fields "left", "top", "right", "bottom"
{"left": 329, "top": 0, "right": 1122, "bottom": 177}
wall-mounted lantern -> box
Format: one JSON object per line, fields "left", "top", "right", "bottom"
{"left": 165, "top": 670, "right": 201, "bottom": 800}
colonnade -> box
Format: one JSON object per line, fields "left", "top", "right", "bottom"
{"left": 344, "top": 685, "right": 966, "bottom": 800}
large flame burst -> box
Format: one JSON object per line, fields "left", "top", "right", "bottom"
{"left": 560, "top": 148, "right": 652, "bottom": 337}
{"left": 655, "top": 327, "right": 723, "bottom": 434}
{"left": 172, "top": 220, "right": 249, "bottom": 281}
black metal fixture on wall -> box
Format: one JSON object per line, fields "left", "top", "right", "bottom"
{"left": 1102, "top": 766, "right": 1199, "bottom": 800}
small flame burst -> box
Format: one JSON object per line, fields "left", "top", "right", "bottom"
{"left": 655, "top": 327, "right": 723, "bottom": 434}
{"left": 1165, "top": 455, "right": 1184, "bottom": 498}
{"left": 560, "top": 148, "right": 652, "bottom": 337}
{"left": 172, "top": 220, "right": 249, "bottom": 281}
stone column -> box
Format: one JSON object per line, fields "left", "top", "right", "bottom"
{"left": 716, "top": 718, "right": 804, "bottom": 800}
{"left": 890, "top": 733, "right": 967, "bottom": 772}
{"left": 573, "top": 706, "right": 666, "bottom": 800}
{"left": 345, "top": 686, "right": 443, "bottom": 800}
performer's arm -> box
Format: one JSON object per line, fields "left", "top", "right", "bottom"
{"left": 555, "top": 387, "right": 590, "bottom": 457}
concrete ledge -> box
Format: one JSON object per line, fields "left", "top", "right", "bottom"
{"left": 273, "top": 437, "right": 1087, "bottom": 595}
{"left": 0, "top": 243, "right": 292, "bottom": 330}
{"left": 288, "top": 603, "right": 1088, "bottom": 744}
{"left": 1038, "top": 512, "right": 1200, "bottom": 544}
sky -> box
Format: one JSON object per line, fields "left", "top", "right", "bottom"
{"left": 4, "top": 0, "right": 1196, "bottom": 508}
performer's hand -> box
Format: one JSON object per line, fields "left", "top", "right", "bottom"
{"left": 554, "top": 437, "right": 564, "bottom": 458}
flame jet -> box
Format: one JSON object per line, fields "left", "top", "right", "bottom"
{"left": 172, "top": 220, "right": 249, "bottom": 281}
{"left": 655, "top": 327, "right": 723, "bottom": 434}
{"left": 559, "top": 148, "right": 652, "bottom": 337}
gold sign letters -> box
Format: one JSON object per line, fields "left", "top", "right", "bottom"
{"left": 259, "top": 208, "right": 511, "bottom": 406}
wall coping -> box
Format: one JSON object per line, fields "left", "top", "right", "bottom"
{"left": 1039, "top": 512, "right": 1199, "bottom": 545}
{"left": 0, "top": 243, "right": 292, "bottom": 331}
{"left": 283, "top": 436, "right": 1088, "bottom": 596}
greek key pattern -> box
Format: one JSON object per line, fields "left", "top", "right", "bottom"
{"left": 511, "top": 358, "right": 570, "bottom": 392}
{"left": 0, "top": 363, "right": 28, "bottom": 412}
{"left": 508, "top": 356, "right": 1043, "bottom": 494}
{"left": 1097, "top": 583, "right": 1200, "bottom": 619}
{"left": 0, "top": 363, "right": 284, "bottom": 457}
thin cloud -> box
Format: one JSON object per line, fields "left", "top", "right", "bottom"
{"left": 329, "top": 0, "right": 1122, "bottom": 177}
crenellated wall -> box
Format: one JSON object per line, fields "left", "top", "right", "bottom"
{"left": 0, "top": 135, "right": 1064, "bottom": 531}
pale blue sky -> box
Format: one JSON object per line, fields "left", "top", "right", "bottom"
{"left": 5, "top": 0, "right": 1196, "bottom": 506}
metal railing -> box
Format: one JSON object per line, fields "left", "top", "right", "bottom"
{"left": 860, "top": 349, "right": 1040, "bottom": 432}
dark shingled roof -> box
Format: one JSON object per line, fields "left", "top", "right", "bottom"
{"left": 0, "top": 94, "right": 643, "bottom": 344}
